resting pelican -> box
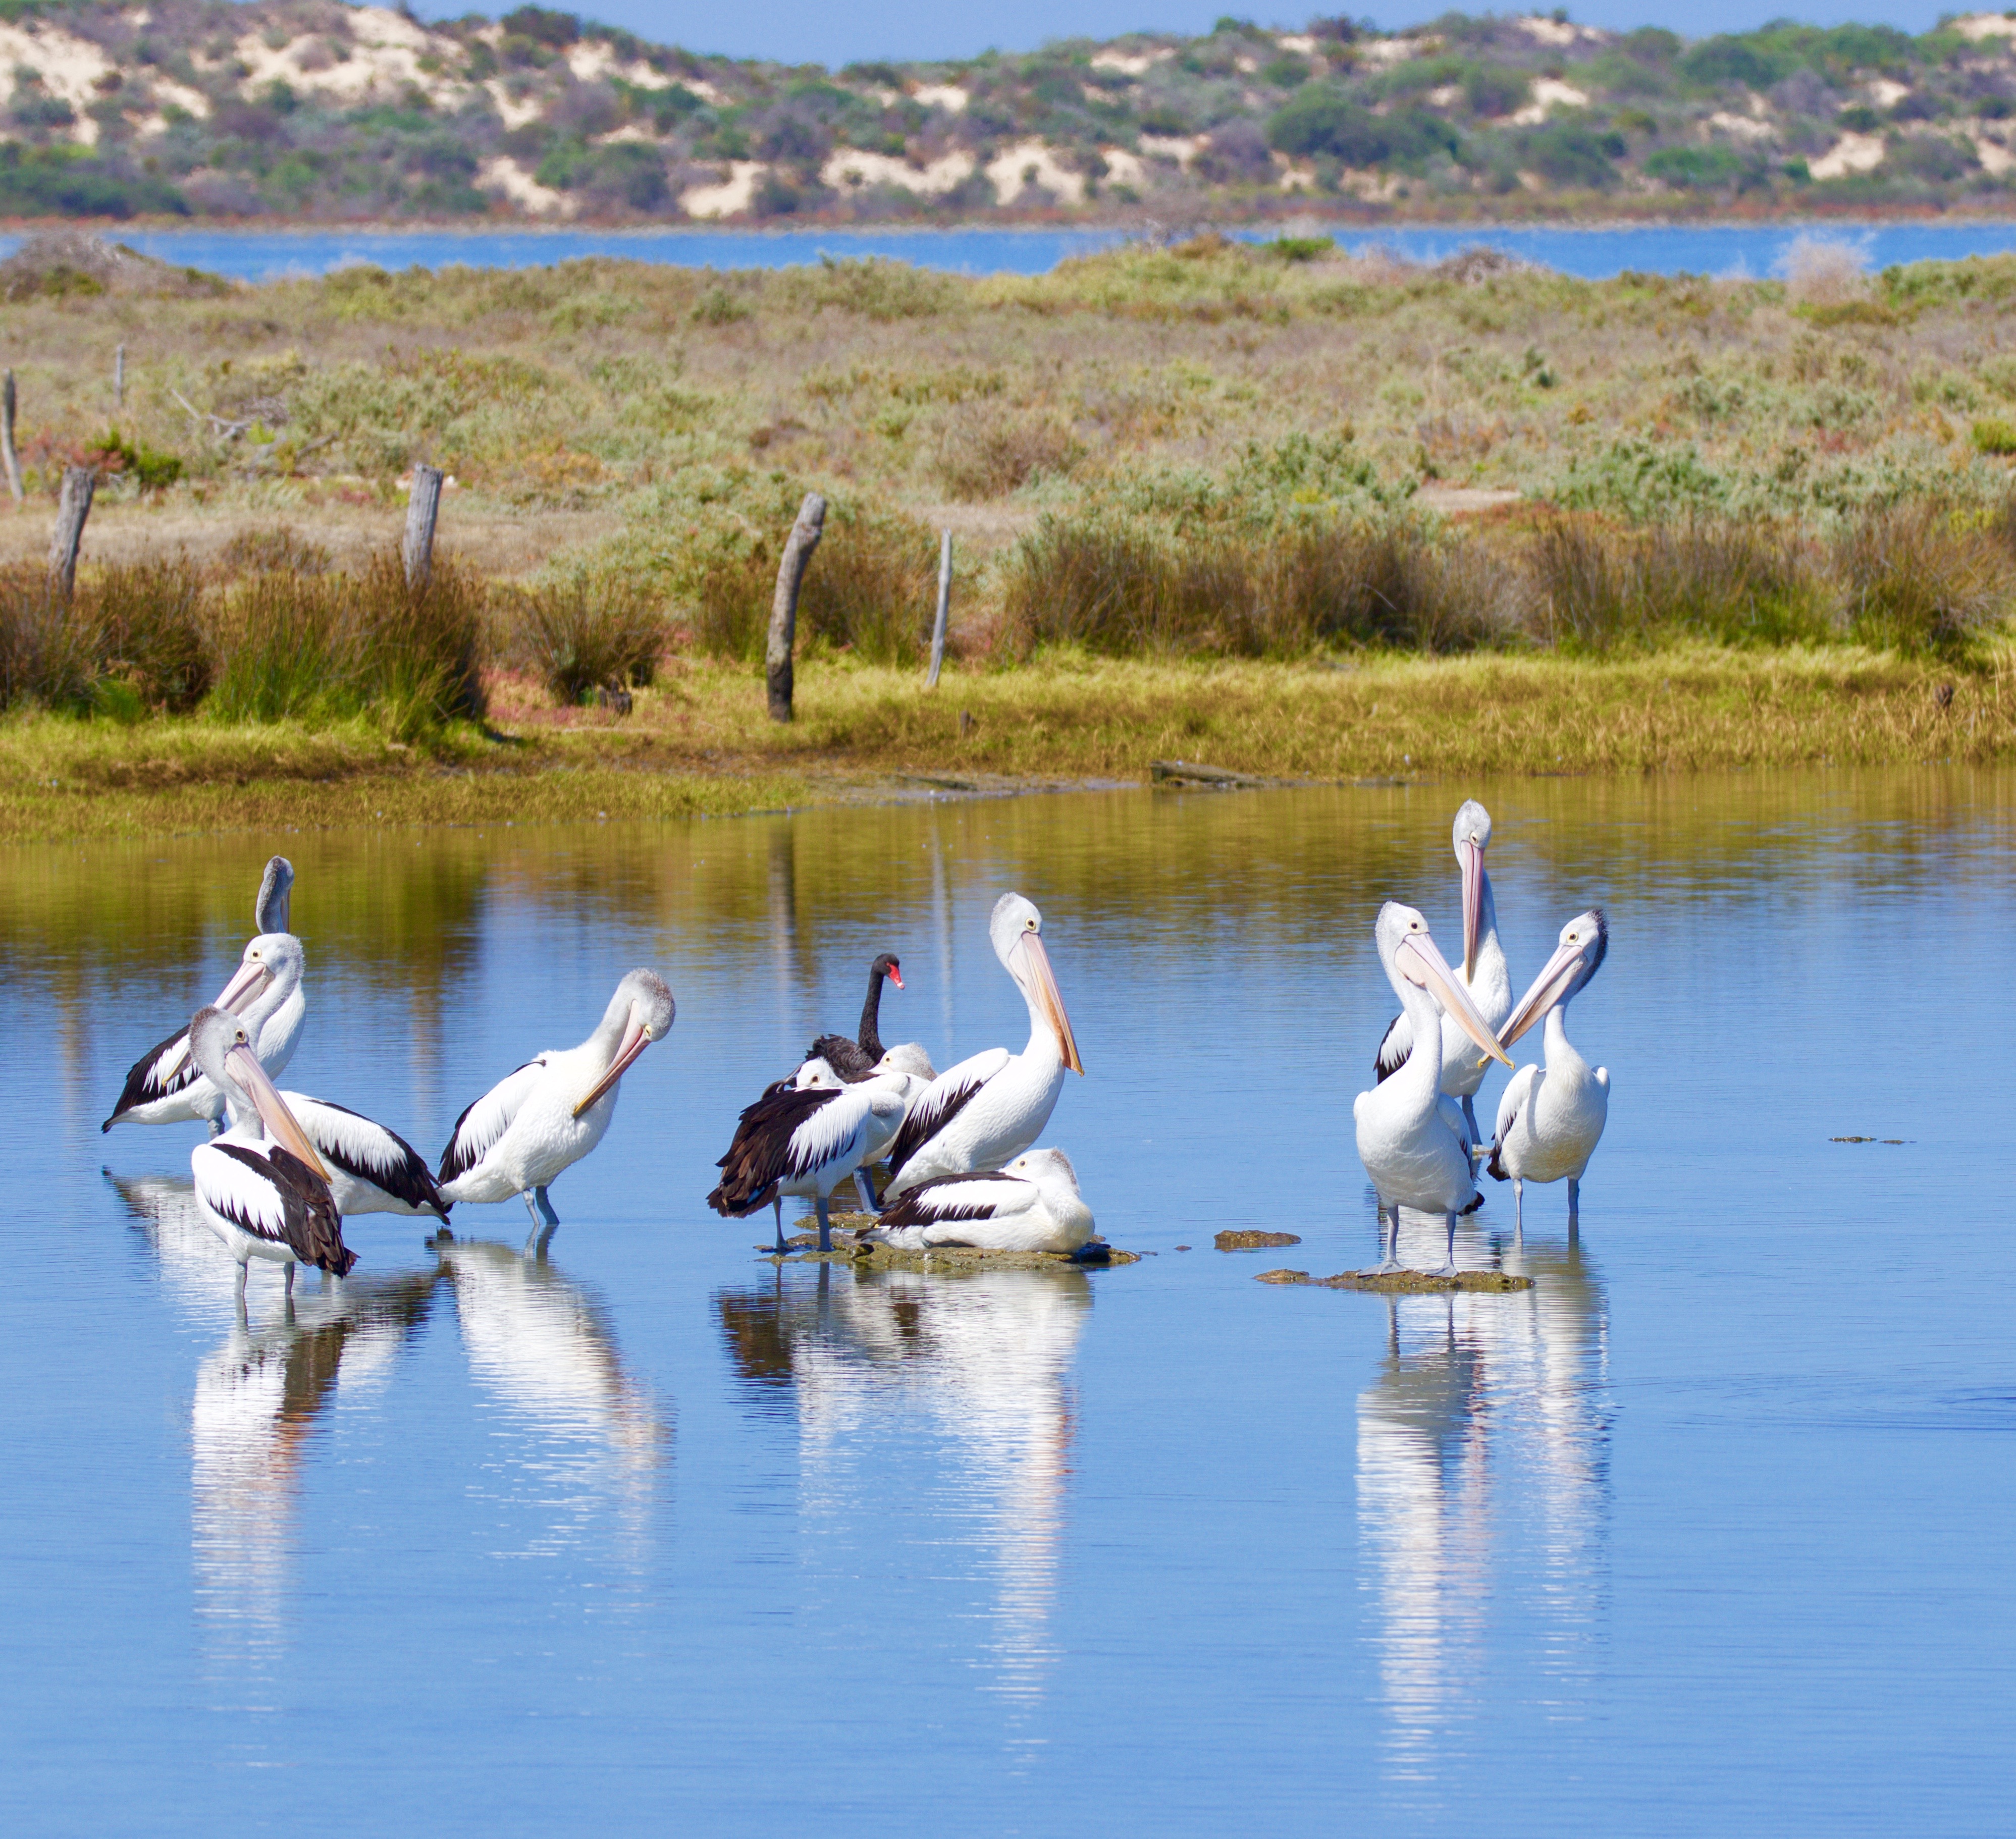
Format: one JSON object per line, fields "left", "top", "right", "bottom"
{"left": 808, "top": 952, "right": 904, "bottom": 1079}
{"left": 1373, "top": 801, "right": 1513, "bottom": 1143}
{"left": 1355, "top": 903, "right": 1514, "bottom": 1275}
{"left": 865, "top": 1147, "right": 1095, "bottom": 1254}
{"left": 276, "top": 1095, "right": 450, "bottom": 1223}
{"left": 437, "top": 969, "right": 673, "bottom": 1243}
{"left": 187, "top": 1006, "right": 354, "bottom": 1305}
{"left": 883, "top": 893, "right": 1083, "bottom": 1199}
{"left": 708, "top": 1065, "right": 912, "bottom": 1253}
{"left": 1487, "top": 909, "right": 1610, "bottom": 1232}
{"left": 104, "top": 910, "right": 306, "bottom": 1135}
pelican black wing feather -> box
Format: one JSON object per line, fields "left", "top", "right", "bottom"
{"left": 103, "top": 1024, "right": 198, "bottom": 1129}
{"left": 210, "top": 1142, "right": 356, "bottom": 1275}
{"left": 708, "top": 1085, "right": 842, "bottom": 1217}
{"left": 306, "top": 1099, "right": 449, "bottom": 1219}
{"left": 1373, "top": 1010, "right": 1410, "bottom": 1084}
{"left": 885, "top": 1075, "right": 988, "bottom": 1183}
{"left": 875, "top": 1171, "right": 1018, "bottom": 1229}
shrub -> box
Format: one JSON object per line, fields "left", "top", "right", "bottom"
{"left": 0, "top": 566, "right": 98, "bottom": 709}
{"left": 89, "top": 560, "right": 210, "bottom": 710}
{"left": 217, "top": 524, "right": 332, "bottom": 577}
{"left": 1973, "top": 418, "right": 2016, "bottom": 456}
{"left": 933, "top": 405, "right": 1082, "bottom": 500}
{"left": 1833, "top": 503, "right": 2015, "bottom": 656}
{"left": 512, "top": 576, "right": 664, "bottom": 702}
{"left": 797, "top": 510, "right": 938, "bottom": 665}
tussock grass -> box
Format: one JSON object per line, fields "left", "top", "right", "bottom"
{"left": 506, "top": 574, "right": 665, "bottom": 703}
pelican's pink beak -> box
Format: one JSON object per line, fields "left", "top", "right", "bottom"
{"left": 1017, "top": 931, "right": 1084, "bottom": 1075}
{"left": 1498, "top": 939, "right": 1587, "bottom": 1051}
{"left": 1459, "top": 836, "right": 1484, "bottom": 984}
{"left": 225, "top": 1042, "right": 329, "bottom": 1181}
{"left": 1399, "top": 930, "right": 1514, "bottom": 1069}
{"left": 156, "top": 956, "right": 273, "bottom": 1085}
{"left": 574, "top": 1009, "right": 653, "bottom": 1117}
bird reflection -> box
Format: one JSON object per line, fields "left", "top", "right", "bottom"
{"left": 434, "top": 1237, "right": 670, "bottom": 1564}
{"left": 1356, "top": 1230, "right": 1610, "bottom": 1799}
{"left": 717, "top": 1262, "right": 1089, "bottom": 1733}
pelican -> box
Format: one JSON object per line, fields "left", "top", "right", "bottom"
{"left": 187, "top": 1006, "right": 354, "bottom": 1304}
{"left": 1487, "top": 909, "right": 1610, "bottom": 1232}
{"left": 882, "top": 893, "right": 1083, "bottom": 1199}
{"left": 1373, "top": 801, "right": 1512, "bottom": 1144}
{"left": 437, "top": 969, "right": 673, "bottom": 1243}
{"left": 808, "top": 952, "right": 904, "bottom": 1079}
{"left": 1355, "top": 903, "right": 1514, "bottom": 1275}
{"left": 708, "top": 1064, "right": 913, "bottom": 1253}
{"left": 276, "top": 1095, "right": 450, "bottom": 1223}
{"left": 104, "top": 864, "right": 305, "bottom": 1134}
{"left": 865, "top": 1147, "right": 1096, "bottom": 1254}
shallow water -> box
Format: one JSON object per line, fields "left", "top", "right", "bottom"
{"left": 11, "top": 220, "right": 2016, "bottom": 282}
{"left": 4, "top": 772, "right": 2012, "bottom": 1834}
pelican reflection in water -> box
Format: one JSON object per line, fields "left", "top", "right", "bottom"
{"left": 1356, "top": 1229, "right": 1610, "bottom": 1801}
{"left": 718, "top": 1261, "right": 1090, "bottom": 1731}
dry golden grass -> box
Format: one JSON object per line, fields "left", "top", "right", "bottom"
{"left": 0, "top": 649, "right": 1999, "bottom": 842}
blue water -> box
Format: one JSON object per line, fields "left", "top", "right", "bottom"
{"left": 2, "top": 773, "right": 2012, "bottom": 1833}
{"left": 13, "top": 219, "right": 2016, "bottom": 281}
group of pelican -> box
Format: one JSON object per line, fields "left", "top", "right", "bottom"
{"left": 106, "top": 867, "right": 1093, "bottom": 1304}
{"left": 1355, "top": 800, "right": 1611, "bottom": 1275}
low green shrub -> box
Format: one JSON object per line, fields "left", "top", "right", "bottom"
{"left": 510, "top": 575, "right": 665, "bottom": 702}
{"left": 1973, "top": 417, "right": 2016, "bottom": 456}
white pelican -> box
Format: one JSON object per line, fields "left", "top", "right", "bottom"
{"left": 275, "top": 1095, "right": 450, "bottom": 1223}
{"left": 882, "top": 893, "right": 1083, "bottom": 1199}
{"left": 865, "top": 1147, "right": 1096, "bottom": 1254}
{"left": 1373, "top": 801, "right": 1513, "bottom": 1144}
{"left": 1487, "top": 909, "right": 1610, "bottom": 1231}
{"left": 104, "top": 929, "right": 306, "bottom": 1135}
{"left": 708, "top": 1065, "right": 913, "bottom": 1253}
{"left": 1355, "top": 903, "right": 1514, "bottom": 1275}
{"left": 437, "top": 969, "right": 673, "bottom": 1243}
{"left": 187, "top": 1006, "right": 355, "bottom": 1304}
{"left": 808, "top": 951, "right": 904, "bottom": 1079}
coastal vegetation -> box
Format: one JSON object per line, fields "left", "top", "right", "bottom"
{"left": 2, "top": 5, "right": 2016, "bottom": 223}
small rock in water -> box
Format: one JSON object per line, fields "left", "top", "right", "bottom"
{"left": 1215, "top": 1229, "right": 1302, "bottom": 1251}
{"left": 1256, "top": 1267, "right": 1532, "bottom": 1294}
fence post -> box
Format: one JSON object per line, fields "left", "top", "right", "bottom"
{"left": 766, "top": 492, "right": 826, "bottom": 723}
{"left": 2, "top": 370, "right": 23, "bottom": 505}
{"left": 114, "top": 342, "right": 125, "bottom": 409}
{"left": 403, "top": 463, "right": 443, "bottom": 588}
{"left": 926, "top": 529, "right": 952, "bottom": 689}
{"left": 48, "top": 465, "right": 93, "bottom": 601}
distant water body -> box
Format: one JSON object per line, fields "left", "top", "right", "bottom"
{"left": 12, "top": 220, "right": 2016, "bottom": 283}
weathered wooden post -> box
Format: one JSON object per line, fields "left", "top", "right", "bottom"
{"left": 2, "top": 370, "right": 23, "bottom": 505}
{"left": 926, "top": 529, "right": 952, "bottom": 689}
{"left": 48, "top": 465, "right": 93, "bottom": 601}
{"left": 765, "top": 492, "right": 825, "bottom": 723}
{"left": 114, "top": 342, "right": 125, "bottom": 409}
{"left": 403, "top": 462, "right": 444, "bottom": 588}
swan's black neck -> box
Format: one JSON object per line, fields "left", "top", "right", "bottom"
{"left": 857, "top": 963, "right": 887, "bottom": 1059}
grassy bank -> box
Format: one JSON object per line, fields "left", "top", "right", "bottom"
{"left": 4, "top": 649, "right": 2003, "bottom": 843}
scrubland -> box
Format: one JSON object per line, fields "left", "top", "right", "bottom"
{"left": 3, "top": 234, "right": 2016, "bottom": 838}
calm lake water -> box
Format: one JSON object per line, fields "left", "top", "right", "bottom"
{"left": 10, "top": 220, "right": 2016, "bottom": 281}
{"left": 4, "top": 772, "right": 2012, "bottom": 1834}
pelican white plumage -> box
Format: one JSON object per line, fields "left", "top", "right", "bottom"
{"left": 865, "top": 1147, "right": 1096, "bottom": 1254}
{"left": 1487, "top": 908, "right": 1610, "bottom": 1232}
{"left": 104, "top": 858, "right": 305, "bottom": 1134}
{"left": 187, "top": 1006, "right": 355, "bottom": 1305}
{"left": 882, "top": 893, "right": 1083, "bottom": 1199}
{"left": 708, "top": 1065, "right": 913, "bottom": 1253}
{"left": 1373, "top": 802, "right": 1513, "bottom": 1144}
{"left": 275, "top": 1094, "right": 450, "bottom": 1223}
{"left": 436, "top": 969, "right": 673, "bottom": 1245}
{"left": 1355, "top": 903, "right": 1515, "bottom": 1275}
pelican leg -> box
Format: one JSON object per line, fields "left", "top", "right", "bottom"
{"left": 285, "top": 1263, "right": 295, "bottom": 1299}
{"left": 853, "top": 1167, "right": 878, "bottom": 1213}
{"left": 1461, "top": 1094, "right": 1480, "bottom": 1146}
{"left": 234, "top": 1260, "right": 249, "bottom": 1305}
{"left": 1372, "top": 1204, "right": 1401, "bottom": 1275}
{"left": 770, "top": 1196, "right": 788, "bottom": 1256}
{"left": 815, "top": 1194, "right": 833, "bottom": 1255}
{"left": 1434, "top": 1212, "right": 1458, "bottom": 1279}
{"left": 1567, "top": 1177, "right": 1580, "bottom": 1243}
{"left": 1513, "top": 1179, "right": 1525, "bottom": 1240}
{"left": 522, "top": 1188, "right": 544, "bottom": 1231}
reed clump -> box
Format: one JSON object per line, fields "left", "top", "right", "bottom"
{"left": 505, "top": 574, "right": 665, "bottom": 703}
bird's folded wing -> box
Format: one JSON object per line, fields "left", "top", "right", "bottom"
{"left": 107, "top": 1024, "right": 199, "bottom": 1121}
{"left": 1373, "top": 1010, "right": 1412, "bottom": 1083}
{"left": 437, "top": 1058, "right": 546, "bottom": 1183}
{"left": 783, "top": 1085, "right": 875, "bottom": 1178}
{"left": 284, "top": 1094, "right": 442, "bottom": 1212}
{"left": 885, "top": 1049, "right": 1010, "bottom": 1180}
{"left": 197, "top": 1141, "right": 352, "bottom": 1272}
{"left": 874, "top": 1171, "right": 1021, "bottom": 1229}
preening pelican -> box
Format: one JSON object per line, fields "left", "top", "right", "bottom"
{"left": 865, "top": 1147, "right": 1095, "bottom": 1254}
{"left": 1355, "top": 903, "right": 1514, "bottom": 1275}
{"left": 808, "top": 952, "right": 904, "bottom": 1079}
{"left": 882, "top": 893, "right": 1083, "bottom": 1199}
{"left": 708, "top": 1065, "right": 912, "bottom": 1253}
{"left": 437, "top": 969, "right": 673, "bottom": 1243}
{"left": 1487, "top": 909, "right": 1610, "bottom": 1231}
{"left": 187, "top": 1006, "right": 354, "bottom": 1304}
{"left": 276, "top": 1094, "right": 450, "bottom": 1223}
{"left": 1373, "top": 802, "right": 1513, "bottom": 1144}
{"left": 105, "top": 912, "right": 306, "bottom": 1134}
